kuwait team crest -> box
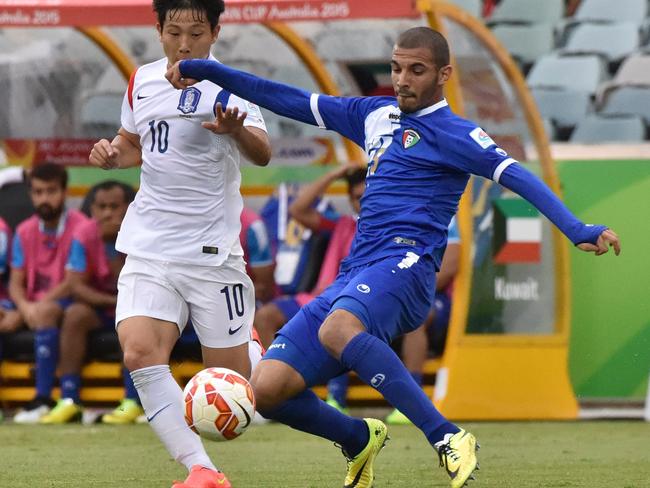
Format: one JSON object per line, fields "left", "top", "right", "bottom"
{"left": 402, "top": 129, "right": 420, "bottom": 149}
{"left": 178, "top": 87, "right": 201, "bottom": 114}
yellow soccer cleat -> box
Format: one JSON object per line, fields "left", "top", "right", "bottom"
{"left": 436, "top": 429, "right": 479, "bottom": 488}
{"left": 39, "top": 398, "right": 83, "bottom": 424}
{"left": 341, "top": 418, "right": 389, "bottom": 488}
{"left": 101, "top": 398, "right": 145, "bottom": 425}
{"left": 385, "top": 408, "right": 412, "bottom": 425}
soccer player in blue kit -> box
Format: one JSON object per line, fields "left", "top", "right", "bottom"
{"left": 167, "top": 27, "right": 620, "bottom": 488}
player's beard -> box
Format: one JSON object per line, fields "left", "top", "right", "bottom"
{"left": 36, "top": 203, "right": 63, "bottom": 222}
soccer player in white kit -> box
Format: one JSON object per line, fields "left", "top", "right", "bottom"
{"left": 88, "top": 1, "right": 271, "bottom": 487}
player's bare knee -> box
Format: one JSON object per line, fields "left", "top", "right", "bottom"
{"left": 250, "top": 364, "right": 286, "bottom": 413}
{"left": 251, "top": 381, "right": 280, "bottom": 414}
{"left": 61, "top": 303, "right": 95, "bottom": 332}
{"left": 31, "top": 301, "right": 64, "bottom": 328}
{"left": 319, "top": 314, "right": 349, "bottom": 358}
{"left": 122, "top": 340, "right": 161, "bottom": 371}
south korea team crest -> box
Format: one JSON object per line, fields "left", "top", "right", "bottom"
{"left": 177, "top": 87, "right": 202, "bottom": 114}
{"left": 402, "top": 129, "right": 420, "bottom": 149}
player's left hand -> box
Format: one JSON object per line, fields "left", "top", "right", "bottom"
{"left": 202, "top": 103, "right": 247, "bottom": 135}
{"left": 577, "top": 228, "right": 621, "bottom": 256}
{"left": 165, "top": 61, "right": 198, "bottom": 89}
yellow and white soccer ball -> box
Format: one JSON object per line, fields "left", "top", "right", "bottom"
{"left": 183, "top": 367, "right": 256, "bottom": 441}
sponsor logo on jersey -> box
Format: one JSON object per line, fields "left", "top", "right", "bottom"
{"left": 402, "top": 129, "right": 420, "bottom": 149}
{"left": 356, "top": 283, "right": 371, "bottom": 294}
{"left": 370, "top": 373, "right": 386, "bottom": 387}
{"left": 469, "top": 127, "right": 496, "bottom": 149}
{"left": 389, "top": 112, "right": 403, "bottom": 121}
{"left": 178, "top": 87, "right": 201, "bottom": 114}
{"left": 268, "top": 343, "right": 286, "bottom": 350}
{"left": 495, "top": 147, "right": 508, "bottom": 157}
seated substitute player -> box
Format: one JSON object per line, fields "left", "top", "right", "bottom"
{"left": 0, "top": 216, "right": 21, "bottom": 333}
{"left": 240, "top": 207, "right": 276, "bottom": 305}
{"left": 88, "top": 1, "right": 271, "bottom": 487}
{"left": 39, "top": 181, "right": 139, "bottom": 424}
{"left": 168, "top": 27, "right": 620, "bottom": 488}
{"left": 254, "top": 163, "right": 365, "bottom": 348}
{"left": 9, "top": 163, "right": 89, "bottom": 424}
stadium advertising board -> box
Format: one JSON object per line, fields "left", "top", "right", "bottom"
{"left": 0, "top": 0, "right": 418, "bottom": 27}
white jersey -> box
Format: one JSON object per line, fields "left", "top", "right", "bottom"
{"left": 116, "top": 56, "right": 266, "bottom": 266}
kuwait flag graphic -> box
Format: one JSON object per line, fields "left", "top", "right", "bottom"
{"left": 493, "top": 198, "right": 542, "bottom": 264}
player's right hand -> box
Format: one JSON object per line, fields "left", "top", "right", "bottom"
{"left": 577, "top": 228, "right": 621, "bottom": 256}
{"left": 89, "top": 139, "right": 120, "bottom": 170}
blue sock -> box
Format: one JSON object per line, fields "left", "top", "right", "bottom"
{"left": 410, "top": 371, "right": 423, "bottom": 387}
{"left": 122, "top": 367, "right": 140, "bottom": 402}
{"left": 34, "top": 328, "right": 59, "bottom": 399}
{"left": 327, "top": 373, "right": 350, "bottom": 407}
{"left": 341, "top": 332, "right": 459, "bottom": 446}
{"left": 60, "top": 374, "right": 81, "bottom": 403}
{"left": 262, "top": 389, "right": 369, "bottom": 458}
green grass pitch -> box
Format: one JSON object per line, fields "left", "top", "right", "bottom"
{"left": 0, "top": 420, "right": 648, "bottom": 487}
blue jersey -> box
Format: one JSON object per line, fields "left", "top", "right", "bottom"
{"left": 180, "top": 60, "right": 607, "bottom": 259}
{"left": 314, "top": 96, "right": 510, "bottom": 270}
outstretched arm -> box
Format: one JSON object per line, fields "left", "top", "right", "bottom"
{"left": 499, "top": 163, "right": 620, "bottom": 256}
{"left": 167, "top": 60, "right": 318, "bottom": 126}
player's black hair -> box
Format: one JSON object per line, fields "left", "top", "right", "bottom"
{"left": 153, "top": 0, "right": 225, "bottom": 30}
{"left": 81, "top": 180, "right": 136, "bottom": 217}
{"left": 92, "top": 180, "right": 136, "bottom": 204}
{"left": 345, "top": 167, "right": 367, "bottom": 193}
{"left": 29, "top": 162, "right": 68, "bottom": 190}
{"left": 396, "top": 27, "right": 450, "bottom": 68}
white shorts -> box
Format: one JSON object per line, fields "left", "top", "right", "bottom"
{"left": 115, "top": 254, "right": 255, "bottom": 348}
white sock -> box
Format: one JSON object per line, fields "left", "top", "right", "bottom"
{"left": 130, "top": 365, "right": 216, "bottom": 472}
{"left": 248, "top": 339, "right": 263, "bottom": 374}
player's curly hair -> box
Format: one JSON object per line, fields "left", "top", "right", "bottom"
{"left": 153, "top": 0, "right": 225, "bottom": 30}
{"left": 396, "top": 27, "right": 450, "bottom": 69}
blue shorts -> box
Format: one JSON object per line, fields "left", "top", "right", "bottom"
{"left": 431, "top": 292, "right": 451, "bottom": 333}
{"left": 272, "top": 296, "right": 301, "bottom": 322}
{"left": 264, "top": 253, "right": 437, "bottom": 387}
{"left": 57, "top": 297, "right": 75, "bottom": 309}
{"left": 95, "top": 307, "right": 116, "bottom": 329}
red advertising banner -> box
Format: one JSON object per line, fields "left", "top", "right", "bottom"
{"left": 2, "top": 139, "right": 95, "bottom": 166}
{"left": 0, "top": 0, "right": 418, "bottom": 27}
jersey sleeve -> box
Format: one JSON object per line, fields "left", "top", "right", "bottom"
{"left": 10, "top": 234, "right": 24, "bottom": 269}
{"left": 440, "top": 123, "right": 516, "bottom": 181}
{"left": 120, "top": 69, "right": 138, "bottom": 134}
{"left": 180, "top": 59, "right": 379, "bottom": 148}
{"left": 220, "top": 92, "right": 267, "bottom": 132}
{"left": 314, "top": 95, "right": 385, "bottom": 148}
{"left": 66, "top": 239, "right": 88, "bottom": 273}
{"left": 246, "top": 221, "right": 273, "bottom": 268}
